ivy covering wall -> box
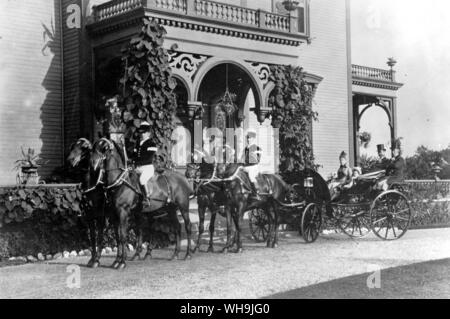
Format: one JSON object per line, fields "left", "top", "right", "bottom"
{"left": 268, "top": 65, "right": 317, "bottom": 175}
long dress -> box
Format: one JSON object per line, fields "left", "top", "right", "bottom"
{"left": 386, "top": 156, "right": 406, "bottom": 185}
{"left": 328, "top": 165, "right": 352, "bottom": 200}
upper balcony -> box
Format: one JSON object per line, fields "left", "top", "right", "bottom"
{"left": 352, "top": 64, "right": 404, "bottom": 92}
{"left": 87, "top": 0, "right": 311, "bottom": 47}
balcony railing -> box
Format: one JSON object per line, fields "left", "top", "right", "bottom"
{"left": 91, "top": 0, "right": 306, "bottom": 38}
{"left": 352, "top": 64, "right": 396, "bottom": 83}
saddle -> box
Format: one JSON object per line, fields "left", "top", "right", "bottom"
{"left": 141, "top": 172, "right": 174, "bottom": 216}
{"left": 240, "top": 171, "right": 272, "bottom": 198}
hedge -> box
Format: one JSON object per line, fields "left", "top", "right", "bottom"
{"left": 1, "top": 181, "right": 449, "bottom": 260}
{"left": 0, "top": 185, "right": 176, "bottom": 260}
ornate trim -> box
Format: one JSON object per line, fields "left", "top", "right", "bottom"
{"left": 87, "top": 9, "right": 302, "bottom": 46}
{"left": 245, "top": 62, "right": 271, "bottom": 88}
{"left": 168, "top": 52, "right": 209, "bottom": 81}
{"left": 353, "top": 78, "right": 404, "bottom": 91}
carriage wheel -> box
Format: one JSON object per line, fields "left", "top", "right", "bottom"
{"left": 370, "top": 190, "right": 412, "bottom": 241}
{"left": 301, "top": 203, "right": 322, "bottom": 243}
{"left": 248, "top": 208, "right": 269, "bottom": 242}
{"left": 338, "top": 210, "right": 371, "bottom": 238}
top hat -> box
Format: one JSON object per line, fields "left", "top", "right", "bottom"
{"left": 377, "top": 144, "right": 386, "bottom": 152}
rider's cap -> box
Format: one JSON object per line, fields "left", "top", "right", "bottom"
{"left": 339, "top": 151, "right": 347, "bottom": 159}
{"left": 247, "top": 128, "right": 257, "bottom": 138}
{"left": 377, "top": 144, "right": 386, "bottom": 152}
{"left": 138, "top": 121, "right": 151, "bottom": 132}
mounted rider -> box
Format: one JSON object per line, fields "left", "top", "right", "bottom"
{"left": 241, "top": 129, "right": 263, "bottom": 194}
{"left": 132, "top": 121, "right": 158, "bottom": 198}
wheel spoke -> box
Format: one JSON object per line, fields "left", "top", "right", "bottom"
{"left": 391, "top": 221, "right": 397, "bottom": 238}
{"left": 393, "top": 208, "right": 410, "bottom": 216}
{"left": 393, "top": 215, "right": 410, "bottom": 222}
{"left": 372, "top": 217, "right": 388, "bottom": 224}
{"left": 351, "top": 222, "right": 356, "bottom": 235}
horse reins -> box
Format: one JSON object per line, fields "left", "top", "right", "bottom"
{"left": 96, "top": 139, "right": 173, "bottom": 204}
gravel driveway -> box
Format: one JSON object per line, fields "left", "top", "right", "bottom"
{"left": 0, "top": 228, "right": 449, "bottom": 299}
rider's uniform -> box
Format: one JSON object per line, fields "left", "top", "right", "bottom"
{"left": 134, "top": 137, "right": 157, "bottom": 190}
{"left": 243, "top": 143, "right": 262, "bottom": 185}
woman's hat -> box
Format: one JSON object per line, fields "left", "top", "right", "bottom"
{"left": 339, "top": 151, "right": 347, "bottom": 159}
{"left": 392, "top": 138, "right": 402, "bottom": 150}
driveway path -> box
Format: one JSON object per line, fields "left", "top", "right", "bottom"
{"left": 0, "top": 228, "right": 449, "bottom": 299}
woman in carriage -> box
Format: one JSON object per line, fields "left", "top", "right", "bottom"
{"left": 328, "top": 151, "right": 352, "bottom": 201}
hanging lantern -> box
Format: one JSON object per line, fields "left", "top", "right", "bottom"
{"left": 217, "top": 64, "right": 237, "bottom": 117}
{"left": 258, "top": 109, "right": 270, "bottom": 124}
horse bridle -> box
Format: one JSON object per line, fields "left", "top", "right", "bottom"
{"left": 91, "top": 138, "right": 138, "bottom": 191}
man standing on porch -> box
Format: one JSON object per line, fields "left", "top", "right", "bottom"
{"left": 242, "top": 129, "right": 263, "bottom": 194}
{"left": 133, "top": 121, "right": 158, "bottom": 198}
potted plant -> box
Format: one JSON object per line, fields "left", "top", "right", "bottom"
{"left": 13, "top": 147, "right": 44, "bottom": 185}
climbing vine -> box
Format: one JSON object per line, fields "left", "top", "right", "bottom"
{"left": 118, "top": 18, "right": 178, "bottom": 165}
{"left": 268, "top": 65, "right": 318, "bottom": 175}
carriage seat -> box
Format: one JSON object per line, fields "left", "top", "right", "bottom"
{"left": 356, "top": 170, "right": 386, "bottom": 181}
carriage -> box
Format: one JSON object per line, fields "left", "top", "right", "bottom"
{"left": 248, "top": 169, "right": 413, "bottom": 243}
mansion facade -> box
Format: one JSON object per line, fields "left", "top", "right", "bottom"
{"left": 0, "top": 0, "right": 403, "bottom": 185}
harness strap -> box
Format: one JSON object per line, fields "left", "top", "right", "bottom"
{"left": 162, "top": 174, "right": 173, "bottom": 204}
{"left": 105, "top": 168, "right": 130, "bottom": 190}
{"left": 262, "top": 174, "right": 273, "bottom": 195}
{"left": 83, "top": 169, "right": 104, "bottom": 194}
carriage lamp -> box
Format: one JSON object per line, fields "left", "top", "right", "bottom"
{"left": 304, "top": 177, "right": 314, "bottom": 188}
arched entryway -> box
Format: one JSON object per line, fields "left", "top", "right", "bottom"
{"left": 197, "top": 63, "right": 261, "bottom": 130}
{"left": 353, "top": 94, "right": 397, "bottom": 164}
{"left": 192, "top": 62, "right": 276, "bottom": 171}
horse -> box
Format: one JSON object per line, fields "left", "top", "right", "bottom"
{"left": 217, "top": 163, "right": 289, "bottom": 252}
{"left": 66, "top": 138, "right": 107, "bottom": 268}
{"left": 90, "top": 138, "right": 194, "bottom": 269}
{"left": 185, "top": 161, "right": 230, "bottom": 253}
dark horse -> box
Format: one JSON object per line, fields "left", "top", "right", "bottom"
{"left": 217, "top": 164, "right": 289, "bottom": 252}
{"left": 185, "top": 161, "right": 230, "bottom": 253}
{"left": 90, "top": 138, "right": 194, "bottom": 269}
{"left": 67, "top": 138, "right": 107, "bottom": 268}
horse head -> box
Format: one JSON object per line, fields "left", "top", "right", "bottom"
{"left": 67, "top": 138, "right": 92, "bottom": 168}
{"left": 90, "top": 138, "right": 115, "bottom": 172}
